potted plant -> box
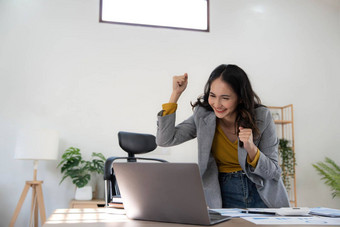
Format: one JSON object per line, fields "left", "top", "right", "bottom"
{"left": 313, "top": 157, "right": 340, "bottom": 198}
{"left": 57, "top": 147, "right": 106, "bottom": 200}
{"left": 278, "top": 139, "right": 296, "bottom": 191}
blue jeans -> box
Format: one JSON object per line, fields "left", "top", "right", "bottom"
{"left": 219, "top": 171, "right": 268, "bottom": 208}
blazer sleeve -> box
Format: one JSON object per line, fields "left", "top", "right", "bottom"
{"left": 156, "top": 111, "right": 197, "bottom": 147}
{"left": 246, "top": 108, "right": 282, "bottom": 181}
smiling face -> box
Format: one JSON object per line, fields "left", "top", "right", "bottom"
{"left": 208, "top": 76, "right": 239, "bottom": 122}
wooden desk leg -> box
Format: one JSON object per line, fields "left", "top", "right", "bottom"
{"left": 9, "top": 183, "right": 31, "bottom": 227}
{"left": 36, "top": 183, "right": 46, "bottom": 224}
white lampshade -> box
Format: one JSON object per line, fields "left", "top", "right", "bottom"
{"left": 14, "top": 128, "right": 59, "bottom": 160}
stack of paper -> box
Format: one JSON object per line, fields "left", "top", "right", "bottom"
{"left": 309, "top": 207, "right": 340, "bottom": 218}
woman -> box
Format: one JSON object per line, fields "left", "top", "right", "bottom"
{"left": 156, "top": 64, "right": 289, "bottom": 209}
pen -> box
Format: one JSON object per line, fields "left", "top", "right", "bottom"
{"left": 241, "top": 210, "right": 276, "bottom": 215}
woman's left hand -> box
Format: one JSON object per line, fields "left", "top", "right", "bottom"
{"left": 239, "top": 127, "right": 258, "bottom": 161}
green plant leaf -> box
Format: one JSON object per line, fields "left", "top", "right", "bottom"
{"left": 72, "top": 173, "right": 91, "bottom": 188}
{"left": 57, "top": 147, "right": 106, "bottom": 188}
{"left": 90, "top": 159, "right": 105, "bottom": 174}
{"left": 278, "top": 139, "right": 296, "bottom": 191}
{"left": 313, "top": 157, "right": 340, "bottom": 198}
{"left": 325, "top": 157, "right": 340, "bottom": 172}
{"left": 92, "top": 152, "right": 106, "bottom": 161}
{"left": 60, "top": 158, "right": 81, "bottom": 173}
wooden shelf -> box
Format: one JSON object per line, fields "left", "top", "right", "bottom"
{"left": 69, "top": 199, "right": 105, "bottom": 208}
{"left": 269, "top": 104, "right": 297, "bottom": 207}
{"left": 274, "top": 120, "right": 293, "bottom": 124}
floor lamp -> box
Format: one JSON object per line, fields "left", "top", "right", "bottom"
{"left": 10, "top": 129, "right": 59, "bottom": 227}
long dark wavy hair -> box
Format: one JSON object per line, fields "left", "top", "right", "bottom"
{"left": 192, "top": 64, "right": 263, "bottom": 137}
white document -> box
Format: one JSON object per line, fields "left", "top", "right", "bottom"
{"left": 210, "top": 209, "right": 274, "bottom": 218}
{"left": 310, "top": 207, "right": 340, "bottom": 217}
{"left": 242, "top": 216, "right": 340, "bottom": 225}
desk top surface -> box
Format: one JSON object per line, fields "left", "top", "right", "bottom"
{"left": 43, "top": 208, "right": 338, "bottom": 227}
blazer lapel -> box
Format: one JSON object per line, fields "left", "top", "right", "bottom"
{"left": 197, "top": 111, "right": 216, "bottom": 174}
{"left": 238, "top": 142, "right": 248, "bottom": 170}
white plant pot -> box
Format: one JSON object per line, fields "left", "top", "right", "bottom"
{"left": 75, "top": 186, "right": 93, "bottom": 200}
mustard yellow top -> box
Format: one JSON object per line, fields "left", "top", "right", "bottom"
{"left": 212, "top": 124, "right": 260, "bottom": 172}
{"left": 161, "top": 103, "right": 260, "bottom": 172}
{"left": 161, "top": 103, "right": 178, "bottom": 116}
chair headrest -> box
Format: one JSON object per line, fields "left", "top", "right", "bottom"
{"left": 118, "top": 131, "right": 157, "bottom": 155}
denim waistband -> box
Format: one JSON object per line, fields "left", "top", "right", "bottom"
{"left": 219, "top": 170, "right": 246, "bottom": 175}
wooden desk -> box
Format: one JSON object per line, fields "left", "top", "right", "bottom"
{"left": 43, "top": 208, "right": 336, "bottom": 227}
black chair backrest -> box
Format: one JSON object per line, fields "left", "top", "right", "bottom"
{"left": 118, "top": 131, "right": 157, "bottom": 157}
{"left": 104, "top": 131, "right": 167, "bottom": 206}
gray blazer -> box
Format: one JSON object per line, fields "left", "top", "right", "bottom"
{"left": 156, "top": 105, "right": 290, "bottom": 208}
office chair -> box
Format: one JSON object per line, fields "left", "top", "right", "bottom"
{"left": 104, "top": 131, "right": 167, "bottom": 206}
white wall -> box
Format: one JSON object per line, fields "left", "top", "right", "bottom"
{"left": 1, "top": 0, "right": 339, "bottom": 226}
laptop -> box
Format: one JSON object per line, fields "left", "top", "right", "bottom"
{"left": 113, "top": 162, "right": 231, "bottom": 225}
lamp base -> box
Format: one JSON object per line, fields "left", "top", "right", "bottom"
{"left": 10, "top": 180, "right": 46, "bottom": 227}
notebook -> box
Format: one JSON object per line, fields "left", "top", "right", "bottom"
{"left": 113, "top": 162, "right": 231, "bottom": 225}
